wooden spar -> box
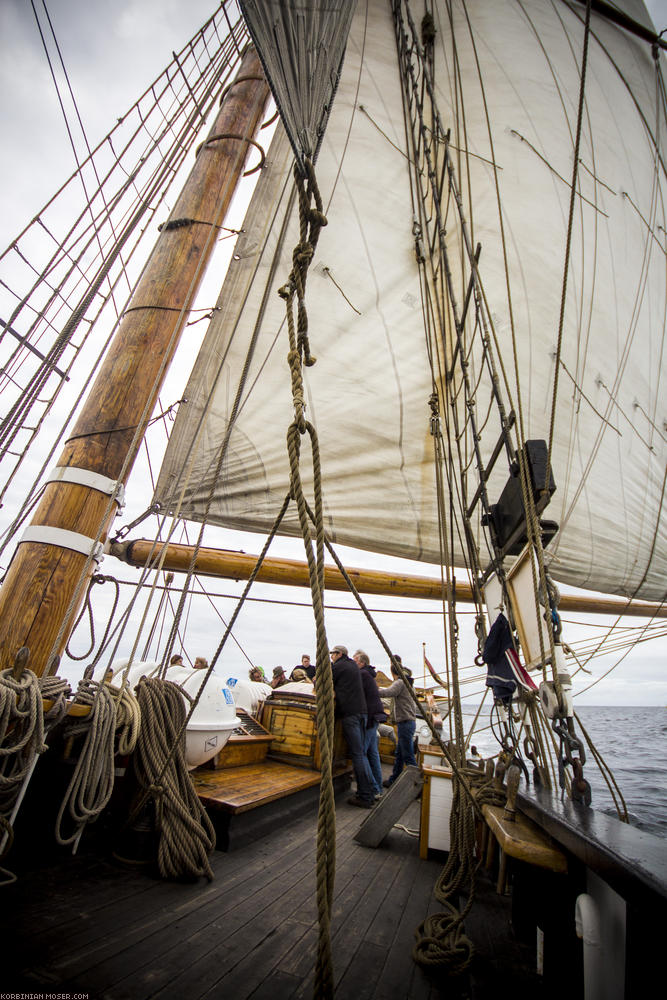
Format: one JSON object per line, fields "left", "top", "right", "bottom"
{"left": 0, "top": 50, "right": 271, "bottom": 678}
{"left": 110, "top": 538, "right": 667, "bottom": 619}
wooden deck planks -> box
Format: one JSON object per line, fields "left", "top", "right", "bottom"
{"left": 194, "top": 760, "right": 327, "bottom": 812}
{"left": 4, "top": 778, "right": 468, "bottom": 1000}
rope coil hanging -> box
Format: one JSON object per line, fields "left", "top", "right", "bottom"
{"left": 132, "top": 677, "right": 215, "bottom": 881}
{"left": 0, "top": 656, "right": 70, "bottom": 883}
{"left": 54, "top": 676, "right": 140, "bottom": 847}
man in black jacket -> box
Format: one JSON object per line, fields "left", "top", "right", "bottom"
{"left": 330, "top": 644, "right": 374, "bottom": 808}
{"left": 354, "top": 649, "right": 386, "bottom": 798}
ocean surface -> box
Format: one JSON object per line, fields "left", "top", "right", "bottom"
{"left": 460, "top": 705, "right": 667, "bottom": 839}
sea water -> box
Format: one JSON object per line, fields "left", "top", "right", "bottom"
{"left": 460, "top": 705, "right": 667, "bottom": 839}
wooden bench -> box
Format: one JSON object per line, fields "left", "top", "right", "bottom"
{"left": 481, "top": 768, "right": 567, "bottom": 892}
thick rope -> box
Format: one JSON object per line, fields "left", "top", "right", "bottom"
{"left": 54, "top": 676, "right": 139, "bottom": 846}
{"left": 278, "top": 158, "right": 335, "bottom": 1000}
{"left": 132, "top": 678, "right": 215, "bottom": 881}
{"left": 0, "top": 670, "right": 69, "bottom": 884}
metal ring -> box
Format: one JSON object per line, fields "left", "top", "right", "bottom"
{"left": 218, "top": 74, "right": 266, "bottom": 106}
{"left": 195, "top": 133, "right": 266, "bottom": 175}
{"left": 260, "top": 109, "right": 280, "bottom": 130}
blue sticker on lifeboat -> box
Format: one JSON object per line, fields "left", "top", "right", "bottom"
{"left": 226, "top": 677, "right": 237, "bottom": 687}
{"left": 222, "top": 687, "right": 234, "bottom": 704}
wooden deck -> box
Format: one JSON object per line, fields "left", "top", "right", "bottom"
{"left": 3, "top": 798, "right": 457, "bottom": 998}
{"left": 2, "top": 765, "right": 544, "bottom": 1000}
{"left": 194, "top": 760, "right": 351, "bottom": 813}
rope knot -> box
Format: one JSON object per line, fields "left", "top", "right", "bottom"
{"left": 278, "top": 282, "right": 293, "bottom": 301}
{"left": 294, "top": 241, "right": 314, "bottom": 266}
{"left": 309, "top": 209, "right": 328, "bottom": 228}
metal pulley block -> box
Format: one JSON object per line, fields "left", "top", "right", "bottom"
{"left": 539, "top": 670, "right": 573, "bottom": 718}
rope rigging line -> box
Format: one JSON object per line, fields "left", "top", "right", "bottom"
{"left": 0, "top": 5, "right": 249, "bottom": 500}
{"left": 118, "top": 495, "right": 293, "bottom": 850}
{"left": 546, "top": 0, "right": 593, "bottom": 483}
{"left": 390, "top": 0, "right": 616, "bottom": 965}
{"left": 277, "top": 157, "right": 335, "bottom": 1000}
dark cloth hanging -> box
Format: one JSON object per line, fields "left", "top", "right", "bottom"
{"left": 483, "top": 612, "right": 519, "bottom": 702}
{"left": 483, "top": 612, "right": 539, "bottom": 703}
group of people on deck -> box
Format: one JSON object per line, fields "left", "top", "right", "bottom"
{"left": 246, "top": 647, "right": 417, "bottom": 808}
{"left": 248, "top": 655, "right": 315, "bottom": 688}
{"left": 331, "top": 645, "right": 417, "bottom": 810}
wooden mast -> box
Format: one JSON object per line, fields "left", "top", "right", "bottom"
{"left": 0, "top": 49, "right": 271, "bottom": 677}
{"left": 110, "top": 538, "right": 667, "bottom": 620}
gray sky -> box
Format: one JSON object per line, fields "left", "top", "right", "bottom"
{"left": 1, "top": 0, "right": 666, "bottom": 706}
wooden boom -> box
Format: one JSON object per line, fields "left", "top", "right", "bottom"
{"left": 0, "top": 51, "right": 271, "bottom": 676}
{"left": 110, "top": 538, "right": 667, "bottom": 619}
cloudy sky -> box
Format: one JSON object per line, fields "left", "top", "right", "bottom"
{"left": 1, "top": 0, "right": 666, "bottom": 707}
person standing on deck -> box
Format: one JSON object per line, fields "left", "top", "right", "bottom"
{"left": 381, "top": 655, "right": 417, "bottom": 787}
{"left": 353, "top": 649, "right": 386, "bottom": 798}
{"left": 330, "top": 644, "right": 375, "bottom": 809}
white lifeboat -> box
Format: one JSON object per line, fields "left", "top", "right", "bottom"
{"left": 110, "top": 659, "right": 239, "bottom": 769}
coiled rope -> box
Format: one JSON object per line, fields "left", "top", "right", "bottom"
{"left": 132, "top": 678, "right": 215, "bottom": 881}
{"left": 413, "top": 764, "right": 505, "bottom": 973}
{"left": 55, "top": 676, "right": 140, "bottom": 846}
{"left": 0, "top": 665, "right": 70, "bottom": 883}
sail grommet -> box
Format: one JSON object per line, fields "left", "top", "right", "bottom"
{"left": 19, "top": 526, "right": 104, "bottom": 563}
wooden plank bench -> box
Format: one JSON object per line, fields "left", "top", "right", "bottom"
{"left": 482, "top": 802, "right": 567, "bottom": 893}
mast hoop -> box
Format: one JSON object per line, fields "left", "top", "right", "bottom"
{"left": 19, "top": 526, "right": 104, "bottom": 563}
{"left": 195, "top": 133, "right": 266, "bottom": 176}
{"left": 46, "top": 466, "right": 126, "bottom": 509}
{"left": 218, "top": 74, "right": 266, "bottom": 106}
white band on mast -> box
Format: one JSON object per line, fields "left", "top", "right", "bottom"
{"left": 19, "top": 526, "right": 104, "bottom": 563}
{"left": 46, "top": 466, "right": 126, "bottom": 509}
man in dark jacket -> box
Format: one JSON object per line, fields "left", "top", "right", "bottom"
{"left": 354, "top": 650, "right": 386, "bottom": 798}
{"left": 330, "top": 644, "right": 374, "bottom": 808}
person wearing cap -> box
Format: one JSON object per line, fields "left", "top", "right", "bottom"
{"left": 330, "top": 644, "right": 375, "bottom": 809}
{"left": 271, "top": 666, "right": 288, "bottom": 688}
{"left": 353, "top": 649, "right": 386, "bottom": 798}
{"left": 381, "top": 654, "right": 417, "bottom": 787}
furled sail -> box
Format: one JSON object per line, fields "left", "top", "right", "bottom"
{"left": 239, "top": 0, "right": 356, "bottom": 172}
{"left": 155, "top": 0, "right": 666, "bottom": 603}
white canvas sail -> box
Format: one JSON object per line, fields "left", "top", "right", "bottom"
{"left": 155, "top": 0, "right": 666, "bottom": 602}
